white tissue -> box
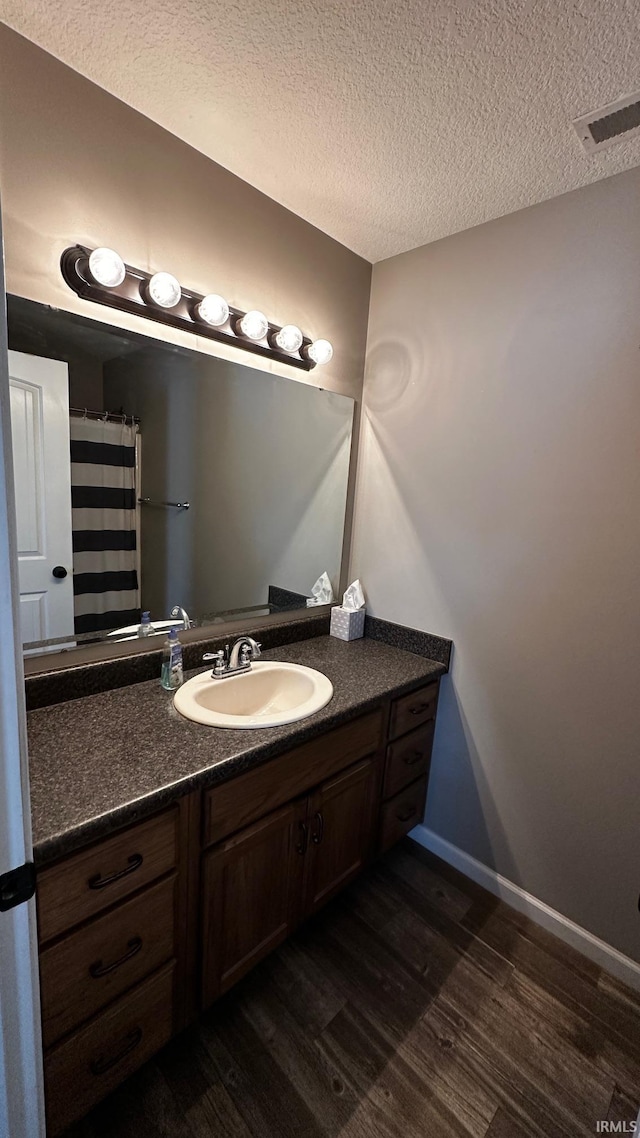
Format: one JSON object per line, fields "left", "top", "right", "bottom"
{"left": 306, "top": 571, "right": 334, "bottom": 607}
{"left": 342, "top": 579, "right": 365, "bottom": 612}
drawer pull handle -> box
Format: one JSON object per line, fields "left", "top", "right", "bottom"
{"left": 296, "top": 822, "right": 308, "bottom": 855}
{"left": 404, "top": 750, "right": 424, "bottom": 766}
{"left": 90, "top": 1027, "right": 143, "bottom": 1076}
{"left": 409, "top": 703, "right": 430, "bottom": 716}
{"left": 89, "top": 936, "right": 143, "bottom": 979}
{"left": 312, "top": 811, "right": 324, "bottom": 845}
{"left": 396, "top": 806, "right": 417, "bottom": 822}
{"left": 88, "top": 853, "right": 143, "bottom": 890}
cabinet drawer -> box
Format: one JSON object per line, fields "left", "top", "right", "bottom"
{"left": 204, "top": 709, "right": 383, "bottom": 846}
{"left": 379, "top": 775, "right": 429, "bottom": 853}
{"left": 40, "top": 875, "right": 176, "bottom": 1048}
{"left": 383, "top": 721, "right": 435, "bottom": 800}
{"left": 44, "top": 962, "right": 175, "bottom": 1136}
{"left": 388, "top": 682, "right": 438, "bottom": 740}
{"left": 37, "top": 809, "right": 178, "bottom": 944}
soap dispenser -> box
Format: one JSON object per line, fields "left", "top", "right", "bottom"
{"left": 161, "top": 627, "right": 184, "bottom": 691}
{"left": 137, "top": 611, "right": 152, "bottom": 637}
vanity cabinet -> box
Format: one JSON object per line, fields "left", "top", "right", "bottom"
{"left": 36, "top": 677, "right": 440, "bottom": 1134}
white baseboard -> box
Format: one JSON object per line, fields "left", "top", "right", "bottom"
{"left": 411, "top": 824, "right": 640, "bottom": 994}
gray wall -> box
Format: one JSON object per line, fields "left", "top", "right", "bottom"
{"left": 351, "top": 166, "right": 640, "bottom": 964}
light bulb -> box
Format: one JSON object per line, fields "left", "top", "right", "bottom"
{"left": 146, "top": 271, "right": 181, "bottom": 309}
{"left": 239, "top": 310, "right": 269, "bottom": 341}
{"left": 307, "top": 338, "right": 333, "bottom": 365}
{"left": 88, "top": 247, "right": 126, "bottom": 288}
{"left": 274, "top": 324, "right": 304, "bottom": 353}
{"left": 196, "top": 294, "right": 229, "bottom": 327}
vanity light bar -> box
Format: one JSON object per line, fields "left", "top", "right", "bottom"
{"left": 60, "top": 245, "right": 333, "bottom": 372}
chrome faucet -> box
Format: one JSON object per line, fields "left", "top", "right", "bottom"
{"left": 171, "top": 605, "right": 192, "bottom": 630}
{"left": 203, "top": 635, "right": 261, "bottom": 679}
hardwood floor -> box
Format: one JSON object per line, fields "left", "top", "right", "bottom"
{"left": 64, "top": 840, "right": 640, "bottom": 1138}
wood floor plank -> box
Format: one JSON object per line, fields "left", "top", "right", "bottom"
{"left": 424, "top": 968, "right": 614, "bottom": 1138}
{"left": 316, "top": 1002, "right": 476, "bottom": 1138}
{"left": 198, "top": 993, "right": 323, "bottom": 1138}
{"left": 233, "top": 970, "right": 368, "bottom": 1137}
{"left": 595, "top": 1032, "right": 640, "bottom": 1101}
{"left": 337, "top": 865, "right": 511, "bottom": 995}
{"left": 395, "top": 1015, "right": 499, "bottom": 1137}
{"left": 605, "top": 1082, "right": 640, "bottom": 1127}
{"left": 460, "top": 903, "right": 640, "bottom": 1062}
{"left": 155, "top": 1028, "right": 253, "bottom": 1138}
{"left": 384, "top": 842, "right": 476, "bottom": 923}
{"left": 598, "top": 970, "right": 640, "bottom": 1015}
{"left": 364, "top": 861, "right": 514, "bottom": 995}
{"left": 337, "top": 870, "right": 402, "bottom": 933}
{"left": 295, "top": 905, "right": 435, "bottom": 1044}
{"left": 256, "top": 938, "right": 347, "bottom": 1036}
{"left": 485, "top": 1105, "right": 538, "bottom": 1137}
{"left": 88, "top": 1062, "right": 196, "bottom": 1138}
{"left": 459, "top": 887, "right": 602, "bottom": 987}
{"left": 408, "top": 842, "right": 603, "bottom": 988}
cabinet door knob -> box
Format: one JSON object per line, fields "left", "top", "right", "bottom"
{"left": 311, "top": 811, "right": 324, "bottom": 845}
{"left": 52, "top": 565, "right": 68, "bottom": 579}
{"left": 295, "top": 821, "right": 308, "bottom": 855}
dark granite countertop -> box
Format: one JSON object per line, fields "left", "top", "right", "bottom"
{"left": 27, "top": 636, "right": 446, "bottom": 866}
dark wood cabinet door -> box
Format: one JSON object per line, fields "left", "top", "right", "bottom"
{"left": 201, "top": 799, "right": 307, "bottom": 1007}
{"left": 303, "top": 757, "right": 378, "bottom": 917}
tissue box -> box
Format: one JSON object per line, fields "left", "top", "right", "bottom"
{"left": 330, "top": 605, "right": 365, "bottom": 641}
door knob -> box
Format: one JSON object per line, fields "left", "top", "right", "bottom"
{"left": 52, "top": 565, "right": 68, "bottom": 579}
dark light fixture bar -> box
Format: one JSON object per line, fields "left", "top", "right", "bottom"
{"left": 60, "top": 245, "right": 334, "bottom": 372}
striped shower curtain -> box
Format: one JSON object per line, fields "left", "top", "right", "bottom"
{"left": 70, "top": 418, "right": 141, "bottom": 635}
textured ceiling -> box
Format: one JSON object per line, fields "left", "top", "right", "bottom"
{"left": 1, "top": 0, "right": 640, "bottom": 262}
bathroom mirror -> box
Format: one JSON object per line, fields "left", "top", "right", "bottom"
{"left": 8, "top": 295, "right": 353, "bottom": 658}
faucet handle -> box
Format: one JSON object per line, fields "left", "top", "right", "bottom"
{"left": 239, "top": 639, "right": 261, "bottom": 665}
{"left": 203, "top": 650, "right": 226, "bottom": 676}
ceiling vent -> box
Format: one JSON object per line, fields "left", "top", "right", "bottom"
{"left": 573, "top": 92, "right": 640, "bottom": 153}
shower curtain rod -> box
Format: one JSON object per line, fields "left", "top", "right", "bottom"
{"left": 69, "top": 406, "right": 141, "bottom": 425}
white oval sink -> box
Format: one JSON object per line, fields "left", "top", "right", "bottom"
{"left": 173, "top": 661, "right": 333, "bottom": 729}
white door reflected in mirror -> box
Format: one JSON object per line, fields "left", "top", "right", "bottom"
{"left": 8, "top": 350, "right": 75, "bottom": 651}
